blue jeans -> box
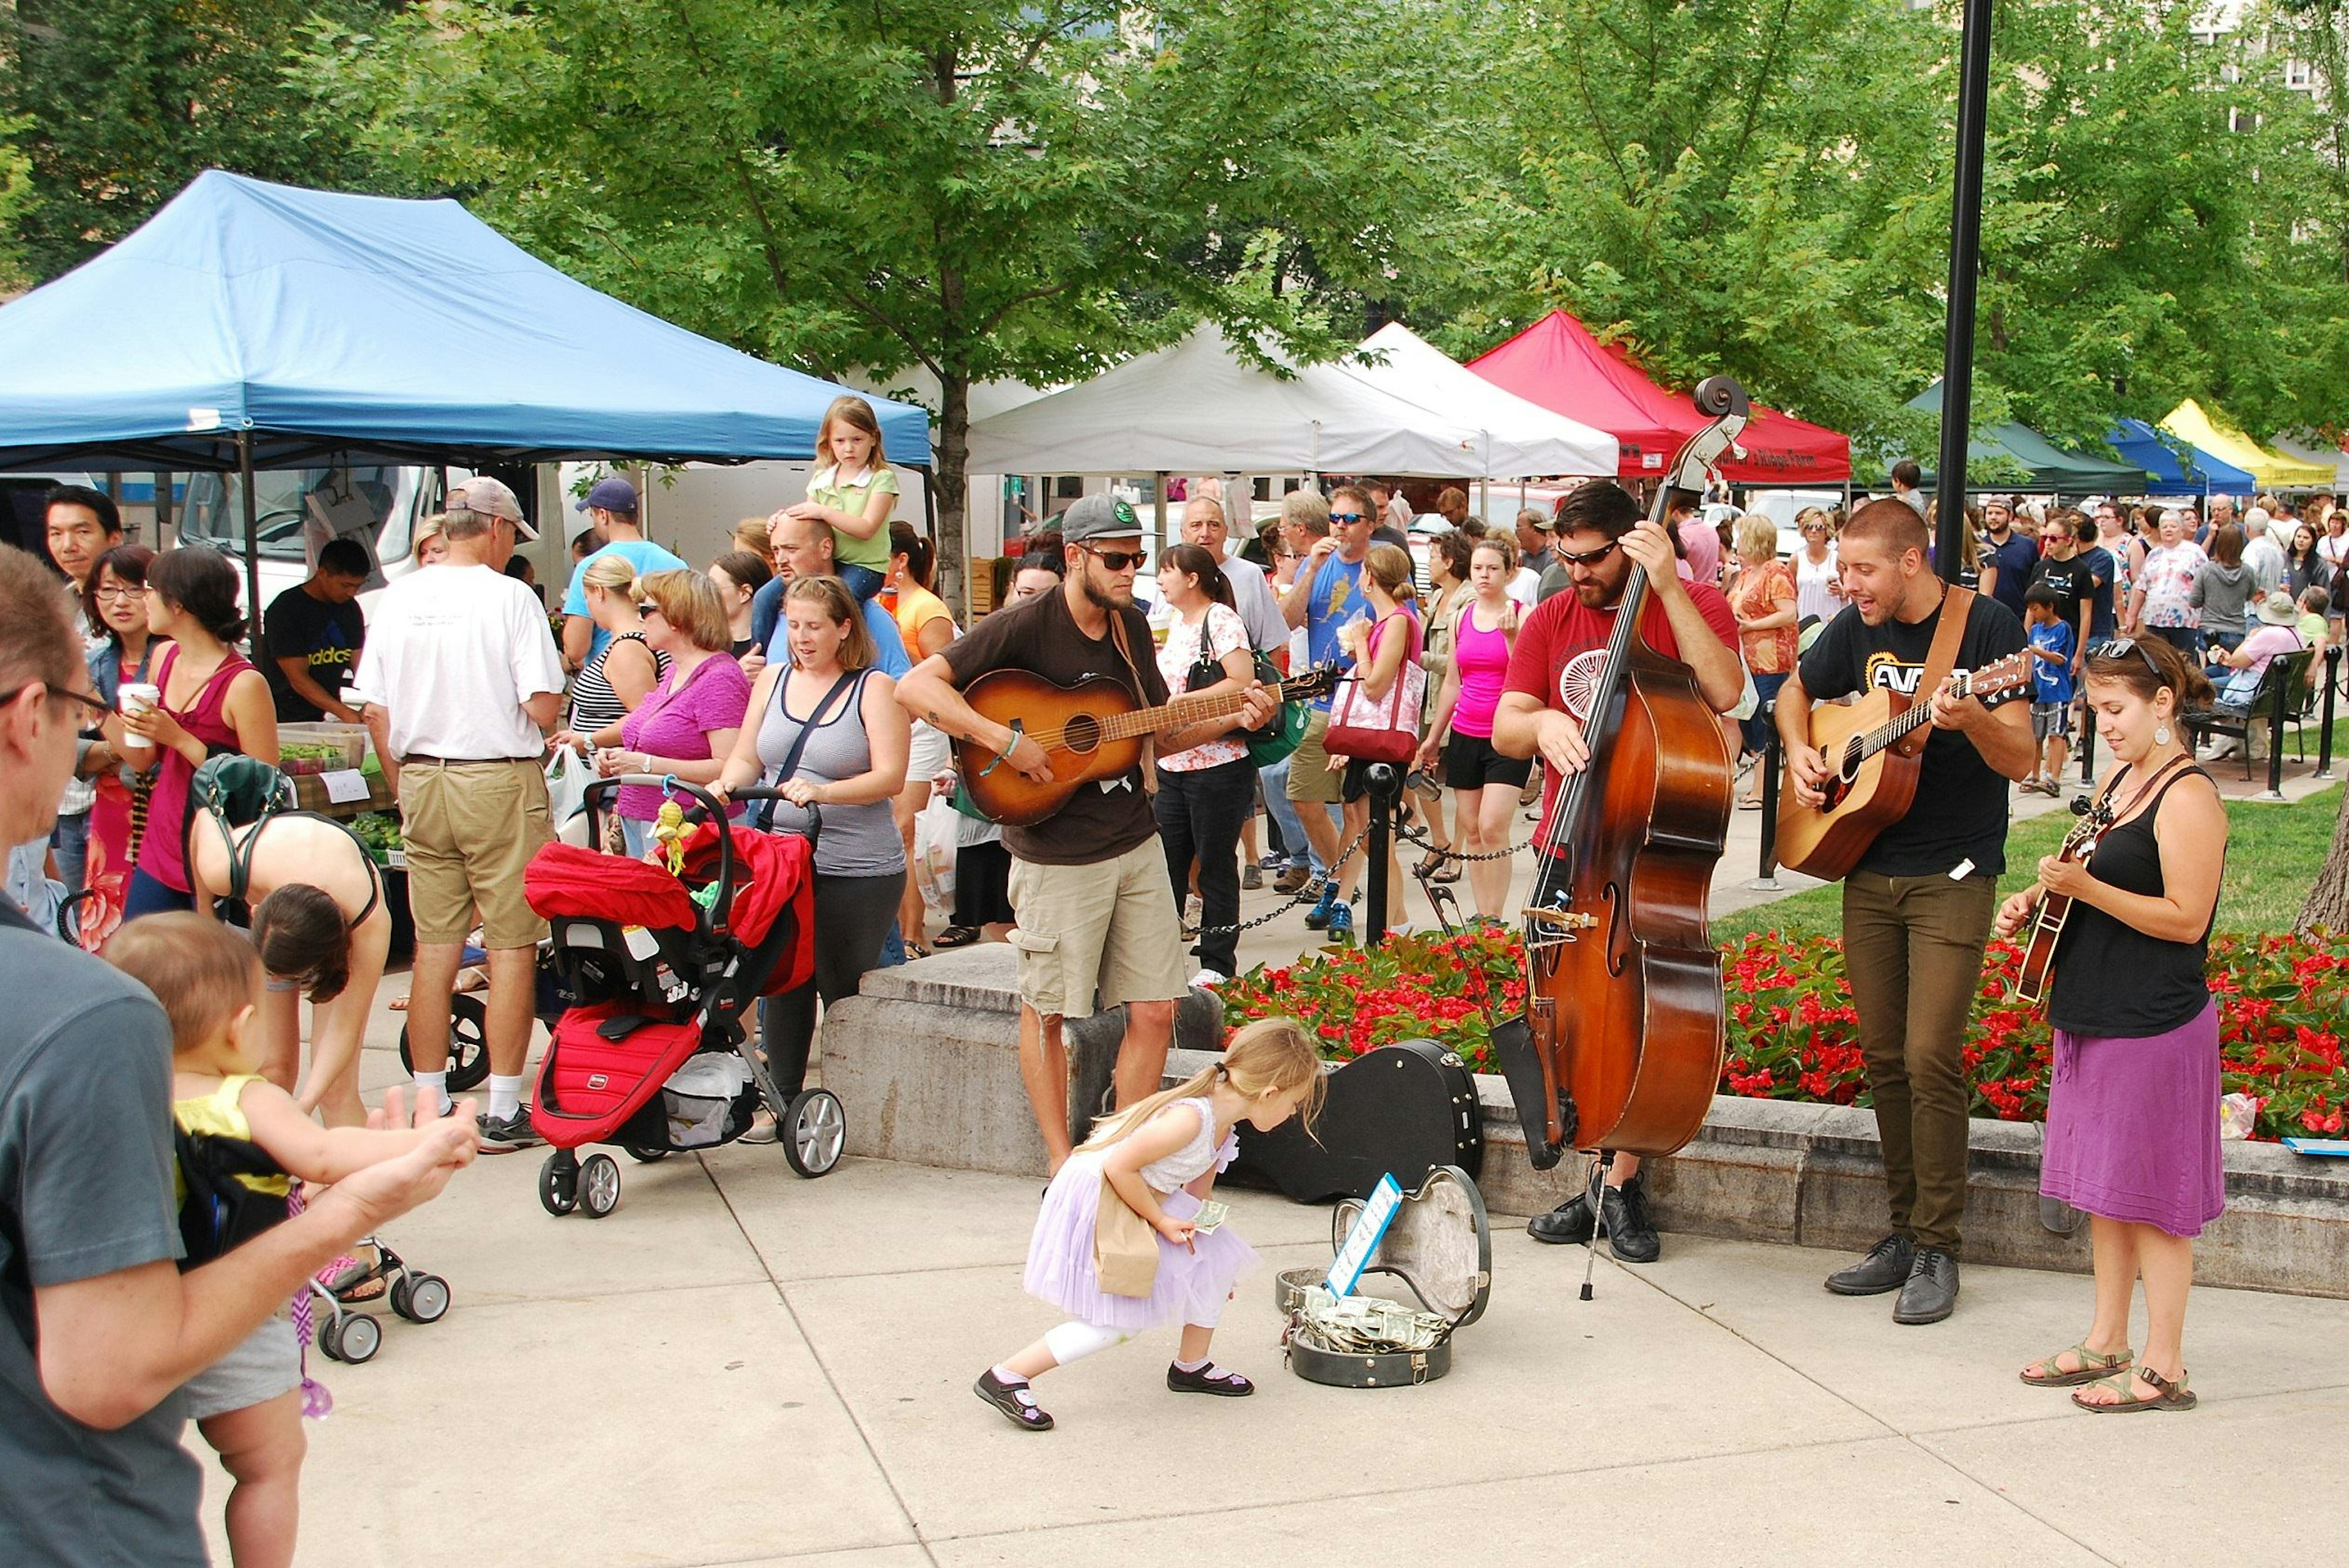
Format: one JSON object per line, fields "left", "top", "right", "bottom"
{"left": 1744, "top": 671, "right": 1789, "bottom": 757}
{"left": 1256, "top": 761, "right": 1326, "bottom": 876}
{"left": 837, "top": 562, "right": 887, "bottom": 602}
{"left": 124, "top": 866, "right": 193, "bottom": 919}
{"left": 48, "top": 810, "right": 89, "bottom": 896}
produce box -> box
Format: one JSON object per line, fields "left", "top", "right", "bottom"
{"left": 277, "top": 721, "right": 369, "bottom": 776}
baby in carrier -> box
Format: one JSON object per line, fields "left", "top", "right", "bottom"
{"left": 108, "top": 914, "right": 457, "bottom": 1568}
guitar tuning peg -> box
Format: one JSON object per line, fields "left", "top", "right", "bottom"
{"left": 2068, "top": 794, "right": 2092, "bottom": 816}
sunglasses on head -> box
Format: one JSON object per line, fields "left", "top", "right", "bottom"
{"left": 2088, "top": 637, "right": 2162, "bottom": 679}
{"left": 1082, "top": 545, "right": 1148, "bottom": 572}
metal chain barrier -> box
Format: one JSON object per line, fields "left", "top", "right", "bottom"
{"left": 1192, "top": 822, "right": 1373, "bottom": 940}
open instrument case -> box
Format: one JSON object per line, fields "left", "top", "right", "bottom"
{"left": 1275, "top": 1164, "right": 1491, "bottom": 1388}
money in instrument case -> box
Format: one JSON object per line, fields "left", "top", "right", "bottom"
{"left": 1276, "top": 1165, "right": 1491, "bottom": 1388}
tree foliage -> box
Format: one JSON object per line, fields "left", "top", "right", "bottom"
{"left": 2, "top": 0, "right": 395, "bottom": 281}
{"left": 307, "top": 0, "right": 1469, "bottom": 596}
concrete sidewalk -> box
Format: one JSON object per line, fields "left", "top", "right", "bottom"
{"left": 224, "top": 1024, "right": 2349, "bottom": 1566}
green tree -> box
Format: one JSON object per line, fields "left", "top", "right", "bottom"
{"left": 309, "top": 0, "right": 1468, "bottom": 601}
{"left": 2, "top": 0, "right": 396, "bottom": 282}
{"left": 0, "top": 115, "right": 29, "bottom": 291}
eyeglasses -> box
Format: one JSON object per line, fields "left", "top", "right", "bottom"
{"left": 637, "top": 601, "right": 665, "bottom": 619}
{"left": 2088, "top": 637, "right": 2162, "bottom": 680}
{"left": 1329, "top": 513, "right": 1370, "bottom": 527}
{"left": 1081, "top": 546, "right": 1148, "bottom": 572}
{"left": 92, "top": 584, "right": 142, "bottom": 601}
{"left": 1555, "top": 540, "right": 1622, "bottom": 568}
{"left": 0, "top": 682, "right": 111, "bottom": 723}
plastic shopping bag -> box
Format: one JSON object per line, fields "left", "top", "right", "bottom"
{"left": 544, "top": 748, "right": 591, "bottom": 831}
{"left": 913, "top": 794, "right": 960, "bottom": 912}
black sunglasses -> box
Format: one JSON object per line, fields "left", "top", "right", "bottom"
{"left": 637, "top": 600, "right": 665, "bottom": 618}
{"left": 2088, "top": 637, "right": 2162, "bottom": 679}
{"left": 1555, "top": 539, "right": 1622, "bottom": 568}
{"left": 1081, "top": 545, "right": 1149, "bottom": 572}
{"left": 0, "top": 681, "right": 111, "bottom": 723}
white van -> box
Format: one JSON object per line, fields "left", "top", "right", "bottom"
{"left": 176, "top": 464, "right": 447, "bottom": 614}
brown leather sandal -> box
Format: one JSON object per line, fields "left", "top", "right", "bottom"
{"left": 2073, "top": 1362, "right": 2195, "bottom": 1413}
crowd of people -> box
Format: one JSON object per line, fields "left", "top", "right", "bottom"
{"left": 2, "top": 433, "right": 2328, "bottom": 1554}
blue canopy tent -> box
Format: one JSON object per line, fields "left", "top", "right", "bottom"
{"left": 2104, "top": 418, "right": 2253, "bottom": 497}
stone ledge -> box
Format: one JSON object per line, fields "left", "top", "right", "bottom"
{"left": 826, "top": 947, "right": 2349, "bottom": 1298}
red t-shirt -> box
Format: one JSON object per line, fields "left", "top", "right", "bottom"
{"left": 1501, "top": 581, "right": 1739, "bottom": 817}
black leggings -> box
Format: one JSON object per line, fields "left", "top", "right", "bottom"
{"left": 1155, "top": 756, "right": 1255, "bottom": 978}
{"left": 759, "top": 869, "right": 906, "bottom": 1095}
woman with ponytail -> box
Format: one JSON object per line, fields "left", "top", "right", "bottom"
{"left": 974, "top": 1018, "right": 1324, "bottom": 1432}
{"left": 1151, "top": 543, "right": 1258, "bottom": 986}
{"left": 119, "top": 546, "right": 276, "bottom": 916}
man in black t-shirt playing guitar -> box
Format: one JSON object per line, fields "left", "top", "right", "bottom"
{"left": 897, "top": 495, "right": 1276, "bottom": 1170}
{"left": 1777, "top": 500, "right": 2034, "bottom": 1326}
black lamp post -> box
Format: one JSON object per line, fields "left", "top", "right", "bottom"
{"left": 1933, "top": 0, "right": 1996, "bottom": 580}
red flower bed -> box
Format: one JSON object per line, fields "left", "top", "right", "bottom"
{"left": 1218, "top": 927, "right": 2349, "bottom": 1142}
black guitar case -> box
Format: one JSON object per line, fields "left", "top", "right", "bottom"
{"left": 1230, "top": 1038, "right": 1483, "bottom": 1202}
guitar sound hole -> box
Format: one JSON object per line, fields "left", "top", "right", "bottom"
{"left": 1837, "top": 740, "right": 1865, "bottom": 782}
{"left": 1063, "top": 713, "right": 1101, "bottom": 755}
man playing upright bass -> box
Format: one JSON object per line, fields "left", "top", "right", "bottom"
{"left": 1776, "top": 499, "right": 2033, "bottom": 1325}
{"left": 1491, "top": 480, "right": 1745, "bottom": 1263}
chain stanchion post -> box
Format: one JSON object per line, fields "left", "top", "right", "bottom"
{"left": 2317, "top": 646, "right": 2340, "bottom": 781}
{"left": 2259, "top": 668, "right": 2289, "bottom": 803}
{"left": 2076, "top": 691, "right": 2097, "bottom": 786}
{"left": 1748, "top": 700, "right": 1782, "bottom": 891}
{"left": 1364, "top": 762, "right": 1400, "bottom": 948}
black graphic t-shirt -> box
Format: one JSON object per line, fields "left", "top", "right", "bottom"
{"left": 262, "top": 585, "right": 366, "bottom": 721}
{"left": 1798, "top": 591, "right": 2027, "bottom": 877}
{"left": 2028, "top": 554, "right": 2093, "bottom": 641}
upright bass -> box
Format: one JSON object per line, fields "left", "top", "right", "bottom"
{"left": 1494, "top": 378, "right": 1748, "bottom": 1169}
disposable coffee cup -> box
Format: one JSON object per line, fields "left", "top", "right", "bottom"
{"left": 117, "top": 682, "right": 159, "bottom": 751}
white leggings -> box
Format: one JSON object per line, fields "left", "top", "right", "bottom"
{"left": 1043, "top": 1320, "right": 1130, "bottom": 1367}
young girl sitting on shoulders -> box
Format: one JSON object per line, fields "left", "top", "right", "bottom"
{"left": 108, "top": 913, "right": 462, "bottom": 1568}
{"left": 976, "top": 1018, "right": 1325, "bottom": 1432}
{"left": 785, "top": 395, "right": 900, "bottom": 604}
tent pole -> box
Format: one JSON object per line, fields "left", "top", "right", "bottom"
{"left": 1154, "top": 472, "right": 1168, "bottom": 562}
{"left": 154, "top": 469, "right": 175, "bottom": 549}
{"left": 237, "top": 431, "right": 264, "bottom": 659}
{"left": 1933, "top": 0, "right": 1994, "bottom": 581}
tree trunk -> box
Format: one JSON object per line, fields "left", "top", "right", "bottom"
{"left": 936, "top": 368, "right": 971, "bottom": 620}
{"left": 2297, "top": 784, "right": 2349, "bottom": 935}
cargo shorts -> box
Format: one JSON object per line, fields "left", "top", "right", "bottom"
{"left": 1006, "top": 838, "right": 1188, "bottom": 1019}
{"left": 398, "top": 758, "right": 552, "bottom": 949}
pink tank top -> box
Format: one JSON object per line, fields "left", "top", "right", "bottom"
{"left": 136, "top": 642, "right": 254, "bottom": 893}
{"left": 1450, "top": 604, "right": 1514, "bottom": 738}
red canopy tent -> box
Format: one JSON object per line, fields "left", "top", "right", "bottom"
{"left": 1466, "top": 310, "right": 1851, "bottom": 485}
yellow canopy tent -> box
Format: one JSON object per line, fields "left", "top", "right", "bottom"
{"left": 2159, "top": 399, "right": 2336, "bottom": 489}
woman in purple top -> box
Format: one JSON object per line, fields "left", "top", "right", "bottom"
{"left": 560, "top": 570, "right": 750, "bottom": 855}
{"left": 1415, "top": 536, "right": 1527, "bottom": 919}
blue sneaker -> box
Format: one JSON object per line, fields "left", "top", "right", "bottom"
{"left": 1325, "top": 902, "right": 1355, "bottom": 943}
{"left": 1304, "top": 886, "right": 1337, "bottom": 931}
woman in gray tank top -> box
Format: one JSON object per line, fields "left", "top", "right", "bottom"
{"left": 715, "top": 576, "right": 911, "bottom": 1102}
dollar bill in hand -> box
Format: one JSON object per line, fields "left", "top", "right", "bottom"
{"left": 1190, "top": 1200, "right": 1231, "bottom": 1235}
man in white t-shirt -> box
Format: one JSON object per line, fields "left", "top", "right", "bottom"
{"left": 1181, "top": 496, "right": 1286, "bottom": 654}
{"left": 2241, "top": 508, "right": 2287, "bottom": 596}
{"left": 351, "top": 476, "right": 567, "bottom": 1153}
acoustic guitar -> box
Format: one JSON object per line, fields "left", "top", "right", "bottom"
{"left": 956, "top": 663, "right": 1341, "bottom": 826}
{"left": 2008, "top": 792, "right": 2113, "bottom": 1006}
{"left": 1773, "top": 652, "right": 2032, "bottom": 882}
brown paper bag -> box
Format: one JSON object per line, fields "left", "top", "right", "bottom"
{"left": 1093, "top": 1175, "right": 1160, "bottom": 1298}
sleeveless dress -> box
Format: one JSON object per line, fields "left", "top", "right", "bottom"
{"left": 1022, "top": 1098, "right": 1256, "bottom": 1333}
{"left": 136, "top": 642, "right": 256, "bottom": 894}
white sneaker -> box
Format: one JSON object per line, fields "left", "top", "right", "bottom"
{"left": 1189, "top": 970, "right": 1226, "bottom": 989}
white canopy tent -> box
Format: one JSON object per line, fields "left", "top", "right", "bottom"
{"left": 1353, "top": 322, "right": 1617, "bottom": 477}
{"left": 2271, "top": 434, "right": 2349, "bottom": 492}
{"left": 965, "top": 323, "right": 1616, "bottom": 478}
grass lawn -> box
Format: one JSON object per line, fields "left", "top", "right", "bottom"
{"left": 1712, "top": 780, "right": 2343, "bottom": 948}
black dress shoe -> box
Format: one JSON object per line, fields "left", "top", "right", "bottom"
{"left": 974, "top": 1369, "right": 1055, "bottom": 1431}
{"left": 1893, "top": 1246, "right": 1960, "bottom": 1325}
{"left": 1167, "top": 1362, "right": 1254, "bottom": 1396}
{"left": 1598, "top": 1176, "right": 1660, "bottom": 1264}
{"left": 1527, "top": 1192, "right": 1595, "bottom": 1245}
{"left": 1825, "top": 1233, "right": 1915, "bottom": 1296}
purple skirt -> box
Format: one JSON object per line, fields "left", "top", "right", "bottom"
{"left": 2042, "top": 1001, "right": 2225, "bottom": 1238}
{"left": 1022, "top": 1148, "right": 1258, "bottom": 1333}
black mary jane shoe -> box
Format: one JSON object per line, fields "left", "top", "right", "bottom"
{"left": 1167, "top": 1362, "right": 1255, "bottom": 1397}
{"left": 974, "top": 1369, "right": 1055, "bottom": 1431}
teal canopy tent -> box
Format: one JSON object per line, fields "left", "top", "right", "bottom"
{"left": 1901, "top": 385, "right": 2148, "bottom": 492}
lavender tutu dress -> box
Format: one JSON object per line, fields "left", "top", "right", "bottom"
{"left": 1023, "top": 1098, "right": 1259, "bottom": 1333}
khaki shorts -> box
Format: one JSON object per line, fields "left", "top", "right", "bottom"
{"left": 1007, "top": 838, "right": 1187, "bottom": 1018}
{"left": 1285, "top": 709, "right": 1344, "bottom": 804}
{"left": 399, "top": 759, "right": 553, "bottom": 949}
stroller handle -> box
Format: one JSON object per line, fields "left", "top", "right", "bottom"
{"left": 578, "top": 775, "right": 743, "bottom": 935}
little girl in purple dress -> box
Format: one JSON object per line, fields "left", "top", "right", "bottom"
{"left": 975, "top": 1018, "right": 1324, "bottom": 1432}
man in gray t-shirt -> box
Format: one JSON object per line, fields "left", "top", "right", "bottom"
{"left": 0, "top": 541, "right": 480, "bottom": 1566}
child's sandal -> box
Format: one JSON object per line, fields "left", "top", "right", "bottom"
{"left": 974, "top": 1370, "right": 1055, "bottom": 1431}
{"left": 2073, "top": 1363, "right": 2195, "bottom": 1413}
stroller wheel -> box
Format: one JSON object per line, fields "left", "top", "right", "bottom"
{"left": 396, "top": 992, "right": 491, "bottom": 1093}
{"left": 538, "top": 1152, "right": 579, "bottom": 1216}
{"left": 392, "top": 1273, "right": 451, "bottom": 1325}
{"left": 624, "top": 1145, "right": 670, "bottom": 1164}
{"left": 579, "top": 1153, "right": 622, "bottom": 1217}
{"left": 782, "top": 1090, "right": 847, "bottom": 1178}
{"left": 334, "top": 1312, "right": 383, "bottom": 1364}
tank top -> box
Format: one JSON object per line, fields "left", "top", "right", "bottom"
{"left": 1449, "top": 600, "right": 1514, "bottom": 738}
{"left": 137, "top": 642, "right": 255, "bottom": 893}
{"left": 755, "top": 666, "right": 906, "bottom": 877}
{"left": 2048, "top": 764, "right": 2216, "bottom": 1038}
{"left": 569, "top": 631, "right": 669, "bottom": 734}
{"left": 1134, "top": 1099, "right": 1239, "bottom": 1194}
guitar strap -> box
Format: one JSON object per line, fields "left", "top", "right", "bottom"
{"left": 1893, "top": 584, "right": 1976, "bottom": 760}
{"left": 1103, "top": 606, "right": 1159, "bottom": 793}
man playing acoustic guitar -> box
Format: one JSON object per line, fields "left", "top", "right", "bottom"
{"left": 1493, "top": 480, "right": 1745, "bottom": 1263}
{"left": 1776, "top": 499, "right": 2033, "bottom": 1325}
{"left": 896, "top": 494, "right": 1277, "bottom": 1170}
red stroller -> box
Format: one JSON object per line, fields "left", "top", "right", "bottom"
{"left": 523, "top": 777, "right": 839, "bottom": 1217}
